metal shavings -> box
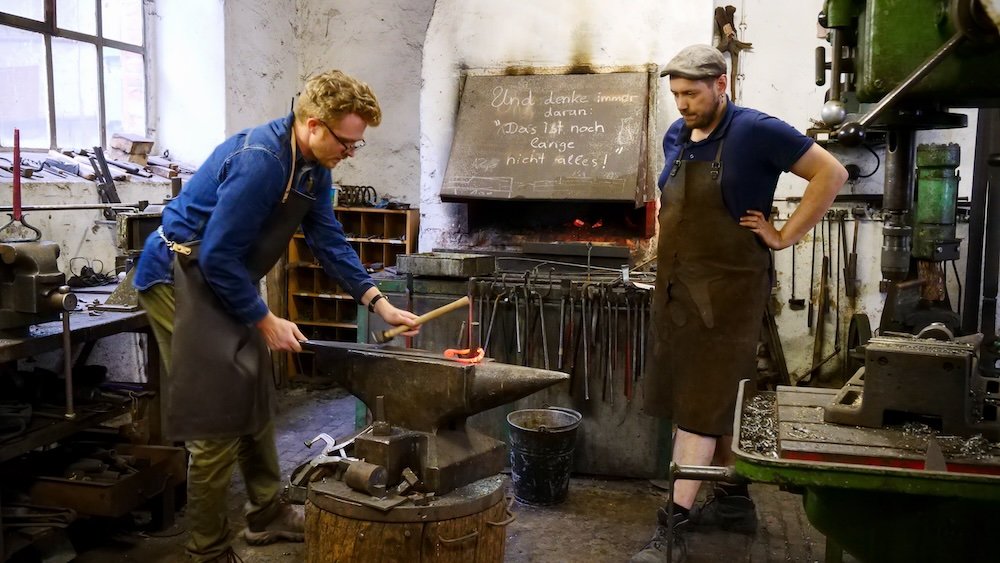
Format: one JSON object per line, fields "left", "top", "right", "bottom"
{"left": 959, "top": 434, "right": 993, "bottom": 459}
{"left": 901, "top": 422, "right": 935, "bottom": 437}
{"left": 896, "top": 424, "right": 1000, "bottom": 460}
{"left": 739, "top": 393, "right": 778, "bottom": 458}
{"left": 789, "top": 425, "right": 810, "bottom": 438}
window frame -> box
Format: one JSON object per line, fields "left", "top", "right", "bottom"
{"left": 0, "top": 1, "right": 147, "bottom": 150}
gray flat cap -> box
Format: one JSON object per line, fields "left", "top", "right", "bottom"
{"left": 660, "top": 44, "right": 727, "bottom": 79}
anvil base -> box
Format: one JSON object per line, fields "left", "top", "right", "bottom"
{"left": 355, "top": 424, "right": 505, "bottom": 495}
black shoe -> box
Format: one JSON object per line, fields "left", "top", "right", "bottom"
{"left": 689, "top": 487, "right": 758, "bottom": 534}
{"left": 655, "top": 505, "right": 691, "bottom": 531}
{"left": 629, "top": 525, "right": 686, "bottom": 563}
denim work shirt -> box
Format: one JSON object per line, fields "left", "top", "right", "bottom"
{"left": 133, "top": 113, "right": 375, "bottom": 325}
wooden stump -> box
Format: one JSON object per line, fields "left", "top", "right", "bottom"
{"left": 305, "top": 497, "right": 510, "bottom": 562}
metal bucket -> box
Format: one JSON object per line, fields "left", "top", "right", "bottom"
{"left": 507, "top": 407, "right": 582, "bottom": 506}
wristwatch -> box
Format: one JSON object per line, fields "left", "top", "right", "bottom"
{"left": 367, "top": 294, "right": 386, "bottom": 313}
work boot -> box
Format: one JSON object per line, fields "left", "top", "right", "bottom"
{"left": 242, "top": 503, "right": 305, "bottom": 545}
{"left": 629, "top": 524, "right": 686, "bottom": 563}
{"left": 689, "top": 486, "right": 758, "bottom": 534}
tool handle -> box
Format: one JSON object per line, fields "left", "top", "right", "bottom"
{"left": 381, "top": 295, "right": 470, "bottom": 340}
{"left": 12, "top": 129, "right": 21, "bottom": 221}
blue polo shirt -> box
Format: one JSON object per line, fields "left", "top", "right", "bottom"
{"left": 133, "top": 113, "right": 375, "bottom": 325}
{"left": 657, "top": 101, "right": 813, "bottom": 221}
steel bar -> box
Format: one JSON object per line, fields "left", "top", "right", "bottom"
{"left": 856, "top": 33, "right": 965, "bottom": 129}
{"left": 62, "top": 310, "right": 75, "bottom": 419}
{"left": 0, "top": 204, "right": 145, "bottom": 212}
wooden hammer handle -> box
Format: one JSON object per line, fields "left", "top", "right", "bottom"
{"left": 381, "top": 295, "right": 470, "bottom": 340}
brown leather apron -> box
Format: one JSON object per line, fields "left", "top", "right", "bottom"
{"left": 165, "top": 141, "right": 316, "bottom": 441}
{"left": 643, "top": 139, "right": 770, "bottom": 436}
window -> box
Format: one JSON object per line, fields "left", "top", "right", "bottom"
{"left": 0, "top": 0, "right": 146, "bottom": 150}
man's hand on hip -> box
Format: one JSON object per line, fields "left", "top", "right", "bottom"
{"left": 256, "top": 311, "right": 307, "bottom": 352}
{"left": 740, "top": 209, "right": 787, "bottom": 250}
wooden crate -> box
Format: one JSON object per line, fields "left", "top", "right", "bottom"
{"left": 29, "top": 444, "right": 186, "bottom": 518}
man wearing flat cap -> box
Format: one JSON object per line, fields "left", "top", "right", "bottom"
{"left": 631, "top": 44, "right": 847, "bottom": 563}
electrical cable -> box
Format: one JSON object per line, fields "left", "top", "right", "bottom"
{"left": 859, "top": 143, "right": 881, "bottom": 178}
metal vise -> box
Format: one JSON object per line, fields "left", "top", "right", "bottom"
{"left": 0, "top": 242, "right": 77, "bottom": 337}
{"left": 824, "top": 332, "right": 1000, "bottom": 440}
{"left": 302, "top": 340, "right": 568, "bottom": 495}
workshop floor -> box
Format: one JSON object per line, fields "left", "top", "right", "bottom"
{"left": 66, "top": 386, "right": 853, "bottom": 563}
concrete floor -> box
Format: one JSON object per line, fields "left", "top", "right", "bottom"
{"left": 61, "top": 386, "right": 848, "bottom": 563}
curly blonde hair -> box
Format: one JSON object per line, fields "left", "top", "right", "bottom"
{"left": 295, "top": 70, "right": 382, "bottom": 127}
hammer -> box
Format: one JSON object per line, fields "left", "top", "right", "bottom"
{"left": 373, "top": 295, "right": 470, "bottom": 344}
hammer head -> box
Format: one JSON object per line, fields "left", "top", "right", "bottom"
{"left": 372, "top": 330, "right": 393, "bottom": 344}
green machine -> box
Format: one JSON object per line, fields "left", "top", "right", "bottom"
{"left": 668, "top": 2, "right": 1000, "bottom": 562}
{"left": 814, "top": 0, "right": 1000, "bottom": 330}
{"left": 818, "top": 0, "right": 1000, "bottom": 138}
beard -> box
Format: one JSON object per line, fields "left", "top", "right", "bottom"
{"left": 682, "top": 92, "right": 723, "bottom": 130}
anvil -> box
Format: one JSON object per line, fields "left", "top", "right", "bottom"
{"left": 302, "top": 340, "right": 568, "bottom": 494}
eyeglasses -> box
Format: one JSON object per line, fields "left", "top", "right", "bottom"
{"left": 319, "top": 120, "right": 366, "bottom": 153}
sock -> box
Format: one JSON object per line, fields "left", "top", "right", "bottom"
{"left": 658, "top": 502, "right": 690, "bottom": 528}
{"left": 671, "top": 502, "right": 690, "bottom": 518}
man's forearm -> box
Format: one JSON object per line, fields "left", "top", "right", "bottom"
{"left": 780, "top": 144, "right": 848, "bottom": 247}
{"left": 779, "top": 170, "right": 843, "bottom": 247}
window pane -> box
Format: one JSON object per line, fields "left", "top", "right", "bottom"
{"left": 101, "top": 0, "right": 142, "bottom": 45}
{"left": 53, "top": 38, "right": 99, "bottom": 149}
{"left": 57, "top": 0, "right": 97, "bottom": 35}
{"left": 0, "top": 26, "right": 49, "bottom": 148}
{"left": 1, "top": 1, "right": 44, "bottom": 21}
{"left": 103, "top": 47, "right": 145, "bottom": 143}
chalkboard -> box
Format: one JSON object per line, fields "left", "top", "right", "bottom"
{"left": 440, "top": 72, "right": 649, "bottom": 202}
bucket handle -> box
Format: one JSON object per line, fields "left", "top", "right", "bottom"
{"left": 438, "top": 529, "right": 479, "bottom": 545}
{"left": 546, "top": 406, "right": 582, "bottom": 421}
{"left": 486, "top": 496, "right": 517, "bottom": 527}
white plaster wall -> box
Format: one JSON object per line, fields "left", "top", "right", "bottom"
{"left": 224, "top": 0, "right": 299, "bottom": 136}
{"left": 419, "top": 0, "right": 712, "bottom": 251}
{"left": 150, "top": 0, "right": 226, "bottom": 164}
{"left": 297, "top": 1, "right": 435, "bottom": 205}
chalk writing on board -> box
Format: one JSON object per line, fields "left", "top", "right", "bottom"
{"left": 441, "top": 72, "right": 648, "bottom": 201}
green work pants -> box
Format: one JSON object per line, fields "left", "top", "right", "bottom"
{"left": 139, "top": 284, "right": 283, "bottom": 561}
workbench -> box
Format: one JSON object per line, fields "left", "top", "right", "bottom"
{"left": 0, "top": 306, "right": 158, "bottom": 464}
{"left": 0, "top": 303, "right": 161, "bottom": 561}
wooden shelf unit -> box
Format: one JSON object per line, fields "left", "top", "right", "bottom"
{"left": 286, "top": 207, "right": 418, "bottom": 378}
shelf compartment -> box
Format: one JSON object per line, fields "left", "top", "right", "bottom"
{"left": 337, "top": 211, "right": 363, "bottom": 238}
{"left": 289, "top": 295, "right": 316, "bottom": 322}
{"left": 287, "top": 268, "right": 317, "bottom": 294}
{"left": 288, "top": 237, "right": 315, "bottom": 263}
{"left": 314, "top": 275, "right": 346, "bottom": 294}
{"left": 315, "top": 299, "right": 357, "bottom": 325}
{"left": 385, "top": 214, "right": 408, "bottom": 240}
{"left": 361, "top": 213, "right": 386, "bottom": 239}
